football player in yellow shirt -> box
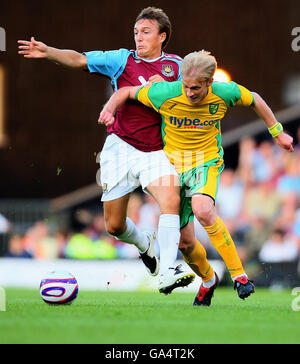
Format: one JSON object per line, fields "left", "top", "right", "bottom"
{"left": 99, "top": 50, "right": 294, "bottom": 304}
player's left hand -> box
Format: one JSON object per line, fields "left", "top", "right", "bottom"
{"left": 274, "top": 132, "right": 294, "bottom": 152}
{"left": 98, "top": 109, "right": 115, "bottom": 127}
{"left": 148, "top": 74, "right": 165, "bottom": 83}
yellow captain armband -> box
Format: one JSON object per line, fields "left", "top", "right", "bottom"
{"left": 268, "top": 122, "right": 283, "bottom": 138}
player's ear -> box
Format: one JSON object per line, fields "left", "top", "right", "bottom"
{"left": 207, "top": 77, "right": 214, "bottom": 86}
{"left": 160, "top": 32, "right": 166, "bottom": 45}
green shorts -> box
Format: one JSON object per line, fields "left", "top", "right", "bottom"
{"left": 179, "top": 158, "right": 224, "bottom": 229}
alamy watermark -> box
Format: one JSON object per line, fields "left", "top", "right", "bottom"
{"left": 96, "top": 144, "right": 206, "bottom": 196}
{"left": 0, "top": 287, "right": 6, "bottom": 311}
{"left": 291, "top": 27, "right": 300, "bottom": 52}
{"left": 0, "top": 27, "right": 6, "bottom": 51}
{"left": 291, "top": 287, "right": 300, "bottom": 312}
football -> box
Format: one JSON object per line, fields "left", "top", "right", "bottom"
{"left": 40, "top": 270, "right": 79, "bottom": 305}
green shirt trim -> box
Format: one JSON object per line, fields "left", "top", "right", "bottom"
{"left": 211, "top": 81, "right": 241, "bottom": 107}
{"left": 147, "top": 81, "right": 183, "bottom": 111}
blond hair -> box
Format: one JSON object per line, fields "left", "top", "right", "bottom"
{"left": 181, "top": 50, "right": 217, "bottom": 80}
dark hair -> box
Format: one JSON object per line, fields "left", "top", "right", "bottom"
{"left": 135, "top": 7, "right": 172, "bottom": 49}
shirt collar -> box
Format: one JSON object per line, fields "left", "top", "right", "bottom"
{"left": 134, "top": 51, "right": 165, "bottom": 62}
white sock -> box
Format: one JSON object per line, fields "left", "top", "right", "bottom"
{"left": 115, "top": 217, "right": 149, "bottom": 253}
{"left": 202, "top": 273, "right": 216, "bottom": 288}
{"left": 157, "top": 214, "right": 180, "bottom": 275}
{"left": 232, "top": 273, "right": 248, "bottom": 282}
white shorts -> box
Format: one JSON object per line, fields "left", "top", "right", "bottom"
{"left": 98, "top": 134, "right": 178, "bottom": 202}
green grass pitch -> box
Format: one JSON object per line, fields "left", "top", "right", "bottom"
{"left": 1, "top": 287, "right": 300, "bottom": 344}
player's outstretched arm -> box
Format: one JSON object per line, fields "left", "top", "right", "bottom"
{"left": 98, "top": 86, "right": 139, "bottom": 127}
{"left": 252, "top": 92, "right": 294, "bottom": 152}
{"left": 18, "top": 37, "right": 87, "bottom": 70}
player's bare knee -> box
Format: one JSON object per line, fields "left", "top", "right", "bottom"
{"left": 105, "top": 220, "right": 126, "bottom": 237}
{"left": 159, "top": 192, "right": 180, "bottom": 214}
{"left": 195, "top": 212, "right": 215, "bottom": 226}
{"left": 193, "top": 205, "right": 215, "bottom": 226}
{"left": 192, "top": 196, "right": 215, "bottom": 226}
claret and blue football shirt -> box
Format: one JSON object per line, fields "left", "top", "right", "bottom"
{"left": 83, "top": 48, "right": 182, "bottom": 152}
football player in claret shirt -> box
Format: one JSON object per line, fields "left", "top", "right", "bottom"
{"left": 18, "top": 7, "right": 209, "bottom": 295}
{"left": 99, "top": 50, "right": 294, "bottom": 304}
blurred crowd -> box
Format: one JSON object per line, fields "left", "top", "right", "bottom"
{"left": 1, "top": 128, "right": 300, "bottom": 284}
{"left": 0, "top": 193, "right": 160, "bottom": 261}
{"left": 214, "top": 130, "right": 300, "bottom": 268}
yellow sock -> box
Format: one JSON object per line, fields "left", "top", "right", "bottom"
{"left": 204, "top": 216, "right": 245, "bottom": 279}
{"left": 182, "top": 240, "right": 214, "bottom": 282}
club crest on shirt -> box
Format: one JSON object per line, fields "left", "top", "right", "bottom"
{"left": 209, "top": 103, "right": 219, "bottom": 114}
{"left": 162, "top": 64, "right": 174, "bottom": 77}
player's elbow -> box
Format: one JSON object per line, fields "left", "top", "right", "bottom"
{"left": 251, "top": 92, "right": 262, "bottom": 107}
{"left": 66, "top": 53, "right": 88, "bottom": 70}
{"left": 120, "top": 86, "right": 136, "bottom": 99}
{"left": 77, "top": 54, "right": 88, "bottom": 70}
{"left": 115, "top": 87, "right": 135, "bottom": 104}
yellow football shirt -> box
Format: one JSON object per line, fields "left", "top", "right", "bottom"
{"left": 136, "top": 81, "right": 255, "bottom": 173}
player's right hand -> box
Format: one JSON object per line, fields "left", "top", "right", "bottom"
{"left": 274, "top": 132, "right": 294, "bottom": 153}
{"left": 98, "top": 110, "right": 115, "bottom": 127}
{"left": 18, "top": 37, "right": 48, "bottom": 58}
